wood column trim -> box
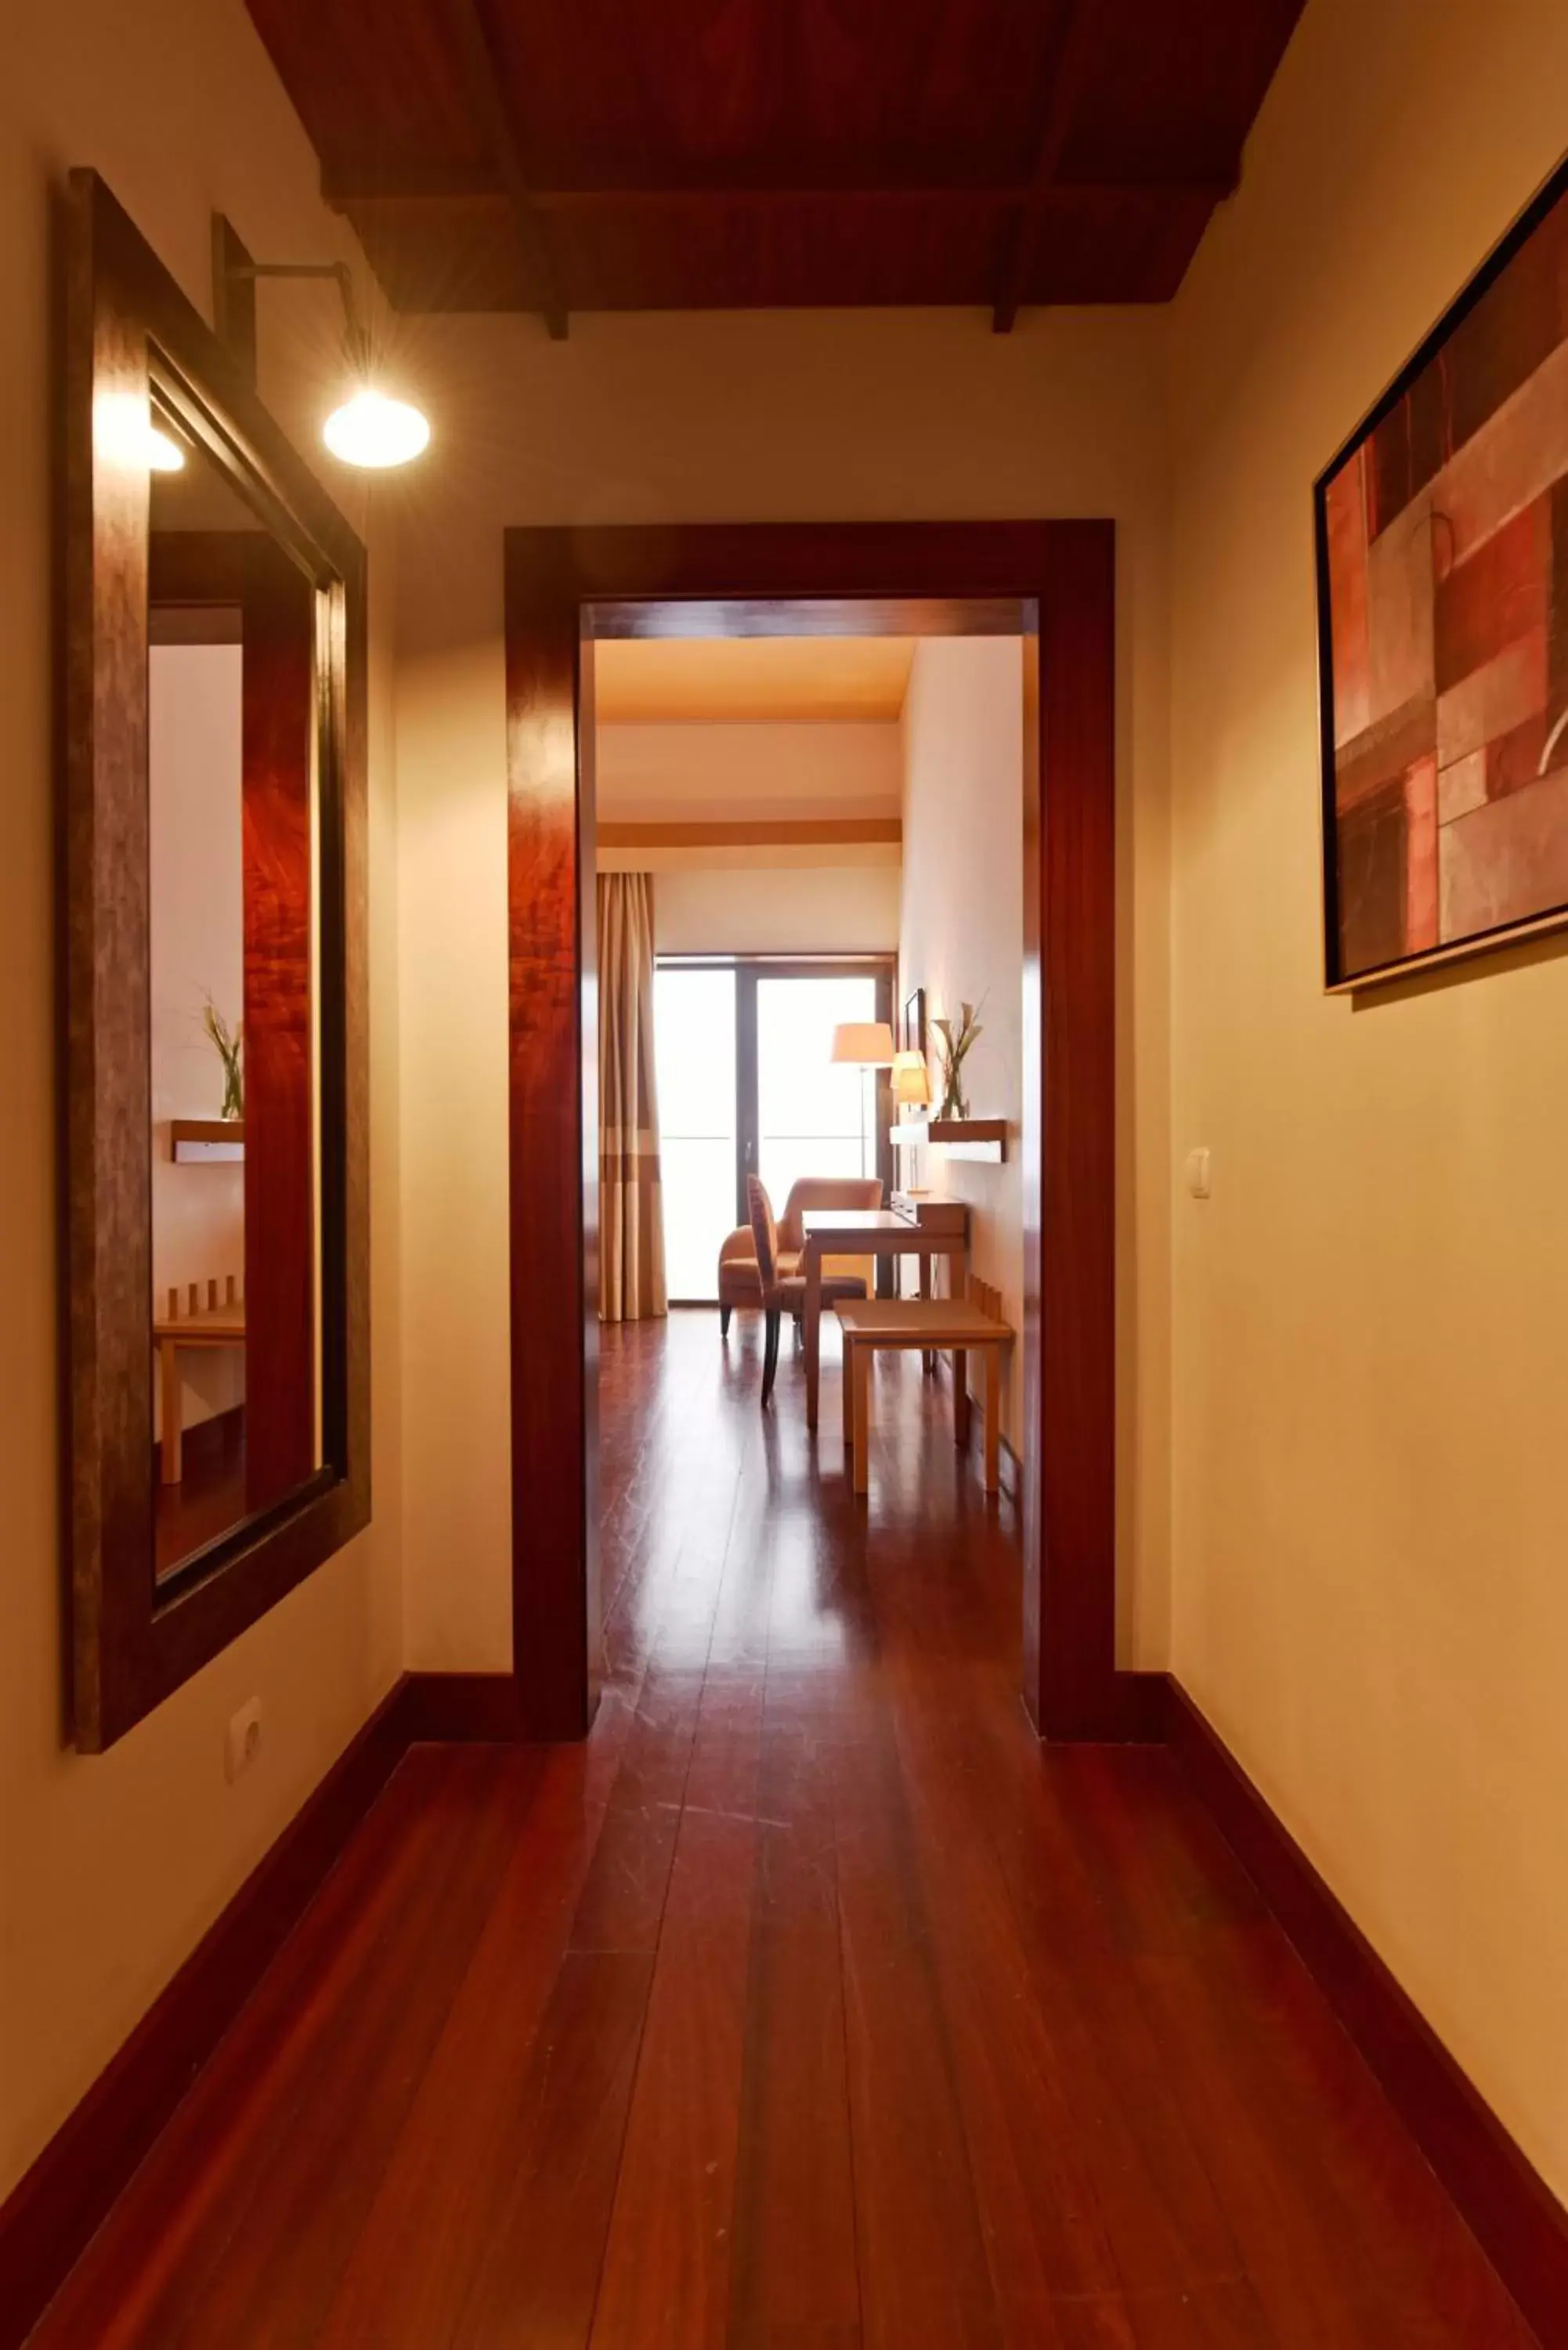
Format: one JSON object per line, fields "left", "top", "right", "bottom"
{"left": 1023, "top": 521, "right": 1118, "bottom": 1737}
{"left": 240, "top": 538, "right": 318, "bottom": 1512}
{"left": 504, "top": 532, "right": 599, "bottom": 1737}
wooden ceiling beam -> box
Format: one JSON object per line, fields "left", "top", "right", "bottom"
{"left": 446, "top": 0, "right": 569, "bottom": 338}
{"left": 325, "top": 172, "right": 1231, "bottom": 216}
{"left": 992, "top": 0, "right": 1097, "bottom": 334}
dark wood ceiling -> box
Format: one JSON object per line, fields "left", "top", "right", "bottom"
{"left": 244, "top": 0, "right": 1303, "bottom": 334}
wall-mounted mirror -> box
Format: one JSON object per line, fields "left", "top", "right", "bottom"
{"left": 65, "top": 172, "right": 369, "bottom": 1750}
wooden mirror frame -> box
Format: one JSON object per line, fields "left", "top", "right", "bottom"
{"left": 63, "top": 171, "right": 370, "bottom": 1751}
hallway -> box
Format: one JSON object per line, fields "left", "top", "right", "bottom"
{"left": 31, "top": 1316, "right": 1532, "bottom": 2347}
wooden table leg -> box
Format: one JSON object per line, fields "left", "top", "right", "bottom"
{"left": 982, "top": 1346, "right": 1000, "bottom": 1492}
{"left": 841, "top": 1329, "right": 855, "bottom": 1449}
{"left": 160, "top": 1337, "right": 183, "bottom": 1484}
{"left": 804, "top": 1244, "right": 823, "bottom": 1431}
{"left": 952, "top": 1347, "right": 970, "bottom": 1450}
{"left": 853, "top": 1340, "right": 871, "bottom": 1494}
{"left": 919, "top": 1249, "right": 934, "bottom": 1376}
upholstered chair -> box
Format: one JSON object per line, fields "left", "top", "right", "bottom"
{"left": 717, "top": 1175, "right": 882, "bottom": 1334}
{"left": 745, "top": 1176, "right": 871, "bottom": 1407}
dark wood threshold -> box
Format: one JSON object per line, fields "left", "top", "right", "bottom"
{"left": 1165, "top": 1676, "right": 1568, "bottom": 2348}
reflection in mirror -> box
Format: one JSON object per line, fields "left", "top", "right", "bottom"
{"left": 148, "top": 393, "right": 323, "bottom": 1585}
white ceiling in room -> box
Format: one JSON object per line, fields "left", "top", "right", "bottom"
{"left": 594, "top": 634, "right": 916, "bottom": 724}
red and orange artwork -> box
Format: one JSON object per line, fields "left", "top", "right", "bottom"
{"left": 1318, "top": 161, "right": 1568, "bottom": 983}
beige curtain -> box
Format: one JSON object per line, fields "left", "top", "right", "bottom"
{"left": 598, "top": 873, "right": 667, "bottom": 1322}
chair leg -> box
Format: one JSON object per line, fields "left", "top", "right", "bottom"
{"left": 720, "top": 1303, "right": 732, "bottom": 1338}
{"left": 761, "top": 1309, "right": 781, "bottom": 1407}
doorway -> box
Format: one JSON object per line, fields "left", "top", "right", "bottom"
{"left": 502, "top": 524, "right": 1133, "bottom": 1743}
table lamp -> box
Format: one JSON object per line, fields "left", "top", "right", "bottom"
{"left": 891, "top": 1050, "right": 932, "bottom": 1108}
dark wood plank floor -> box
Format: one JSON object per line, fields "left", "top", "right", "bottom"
{"left": 32, "top": 1314, "right": 1534, "bottom": 2347}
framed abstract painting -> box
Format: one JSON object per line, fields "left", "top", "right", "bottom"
{"left": 1315, "top": 153, "right": 1568, "bottom": 988}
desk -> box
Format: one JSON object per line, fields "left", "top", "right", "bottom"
{"left": 799, "top": 1204, "right": 967, "bottom": 1432}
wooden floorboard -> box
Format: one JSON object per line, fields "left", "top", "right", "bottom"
{"left": 27, "top": 1313, "right": 1537, "bottom": 2348}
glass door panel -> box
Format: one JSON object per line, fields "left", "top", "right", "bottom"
{"left": 654, "top": 966, "right": 738, "bottom": 1300}
{"left": 756, "top": 975, "right": 878, "bottom": 1211}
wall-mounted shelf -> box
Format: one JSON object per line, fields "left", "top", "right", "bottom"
{"left": 170, "top": 1119, "right": 245, "bottom": 1163}
{"left": 889, "top": 1118, "right": 1007, "bottom": 1163}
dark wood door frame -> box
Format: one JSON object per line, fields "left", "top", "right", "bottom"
{"left": 503, "top": 522, "right": 1138, "bottom": 1741}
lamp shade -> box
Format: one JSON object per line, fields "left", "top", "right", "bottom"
{"left": 830, "top": 1021, "right": 897, "bottom": 1067}
{"left": 891, "top": 1050, "right": 932, "bottom": 1105}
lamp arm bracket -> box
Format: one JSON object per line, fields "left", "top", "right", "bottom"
{"left": 225, "top": 258, "right": 367, "bottom": 361}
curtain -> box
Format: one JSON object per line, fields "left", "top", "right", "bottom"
{"left": 598, "top": 873, "right": 667, "bottom": 1322}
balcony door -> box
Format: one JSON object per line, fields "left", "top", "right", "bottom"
{"left": 654, "top": 956, "right": 893, "bottom": 1303}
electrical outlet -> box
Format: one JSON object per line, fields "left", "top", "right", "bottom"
{"left": 226, "top": 1697, "right": 263, "bottom": 1783}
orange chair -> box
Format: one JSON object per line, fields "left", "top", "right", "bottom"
{"left": 746, "top": 1177, "right": 872, "bottom": 1408}
{"left": 717, "top": 1175, "right": 882, "bottom": 1336}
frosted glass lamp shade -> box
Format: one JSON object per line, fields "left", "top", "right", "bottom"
{"left": 891, "top": 1050, "right": 932, "bottom": 1104}
{"left": 830, "top": 1021, "right": 898, "bottom": 1067}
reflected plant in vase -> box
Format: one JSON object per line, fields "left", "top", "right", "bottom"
{"left": 932, "top": 999, "right": 983, "bottom": 1122}
{"left": 202, "top": 993, "right": 244, "bottom": 1123}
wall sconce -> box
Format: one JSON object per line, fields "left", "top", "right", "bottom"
{"left": 217, "top": 249, "right": 430, "bottom": 469}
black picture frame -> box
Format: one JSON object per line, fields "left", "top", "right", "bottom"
{"left": 1314, "top": 147, "right": 1568, "bottom": 990}
{"left": 903, "top": 985, "right": 927, "bottom": 1057}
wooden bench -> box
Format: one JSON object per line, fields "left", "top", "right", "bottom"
{"left": 153, "top": 1278, "right": 246, "bottom": 1484}
{"left": 835, "top": 1278, "right": 1013, "bottom": 1495}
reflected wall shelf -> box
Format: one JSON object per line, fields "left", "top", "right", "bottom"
{"left": 889, "top": 1118, "right": 1006, "bottom": 1162}
{"left": 170, "top": 1119, "right": 246, "bottom": 1162}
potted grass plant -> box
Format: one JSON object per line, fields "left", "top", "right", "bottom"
{"left": 203, "top": 993, "right": 244, "bottom": 1123}
{"left": 931, "top": 999, "right": 983, "bottom": 1122}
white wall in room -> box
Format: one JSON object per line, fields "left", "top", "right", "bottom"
{"left": 1, "top": 0, "right": 403, "bottom": 2207}
{"left": 598, "top": 719, "right": 901, "bottom": 824}
{"left": 149, "top": 643, "right": 246, "bottom": 1432}
{"left": 1168, "top": 0, "right": 1568, "bottom": 2208}
{"left": 652, "top": 864, "right": 901, "bottom": 955}
{"left": 596, "top": 714, "right": 904, "bottom": 952}
{"left": 898, "top": 638, "right": 1025, "bottom": 1448}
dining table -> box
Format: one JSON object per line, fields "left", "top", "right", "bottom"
{"left": 798, "top": 1204, "right": 969, "bottom": 1431}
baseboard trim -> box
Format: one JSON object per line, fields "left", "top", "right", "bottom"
{"left": 0, "top": 1674, "right": 415, "bottom": 2350}
{"left": 1165, "top": 1677, "right": 1568, "bottom": 2348}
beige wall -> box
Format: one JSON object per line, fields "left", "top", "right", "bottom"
{"left": 898, "top": 638, "right": 1026, "bottom": 1448}
{"left": 0, "top": 0, "right": 403, "bottom": 2203}
{"left": 1169, "top": 0, "right": 1568, "bottom": 2204}
{"left": 396, "top": 304, "right": 1173, "bottom": 1670}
